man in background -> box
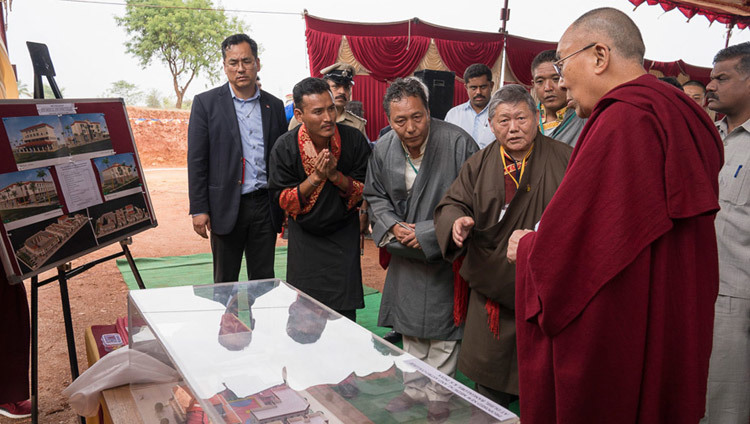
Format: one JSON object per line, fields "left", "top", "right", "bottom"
{"left": 288, "top": 62, "right": 367, "bottom": 138}
{"left": 531, "top": 50, "right": 585, "bottom": 146}
{"left": 444, "top": 63, "right": 496, "bottom": 148}
{"left": 702, "top": 41, "right": 750, "bottom": 424}
{"left": 188, "top": 34, "right": 287, "bottom": 294}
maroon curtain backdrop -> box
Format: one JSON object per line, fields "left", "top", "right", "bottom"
{"left": 453, "top": 83, "right": 469, "bottom": 108}
{"left": 305, "top": 29, "right": 342, "bottom": 77}
{"left": 347, "top": 36, "right": 431, "bottom": 82}
{"left": 679, "top": 61, "right": 712, "bottom": 85}
{"left": 505, "top": 35, "right": 557, "bottom": 86}
{"left": 642, "top": 59, "right": 712, "bottom": 86}
{"left": 352, "top": 75, "right": 391, "bottom": 141}
{"left": 434, "top": 39, "right": 504, "bottom": 81}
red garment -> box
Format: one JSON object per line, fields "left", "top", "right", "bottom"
{"left": 515, "top": 74, "right": 723, "bottom": 423}
{"left": 0, "top": 267, "right": 30, "bottom": 403}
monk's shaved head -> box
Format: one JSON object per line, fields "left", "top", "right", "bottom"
{"left": 568, "top": 7, "right": 645, "bottom": 64}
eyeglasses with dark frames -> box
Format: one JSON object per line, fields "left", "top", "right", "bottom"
{"left": 553, "top": 43, "right": 597, "bottom": 78}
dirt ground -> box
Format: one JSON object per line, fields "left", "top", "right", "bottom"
{"left": 1, "top": 107, "right": 386, "bottom": 424}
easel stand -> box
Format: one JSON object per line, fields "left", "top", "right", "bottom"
{"left": 30, "top": 240, "right": 146, "bottom": 424}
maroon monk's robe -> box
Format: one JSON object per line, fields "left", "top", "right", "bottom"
{"left": 0, "top": 264, "right": 30, "bottom": 403}
{"left": 515, "top": 74, "right": 723, "bottom": 423}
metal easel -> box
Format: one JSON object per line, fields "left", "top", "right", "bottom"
{"left": 26, "top": 41, "right": 147, "bottom": 424}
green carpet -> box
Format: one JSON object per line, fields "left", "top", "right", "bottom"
{"left": 116, "top": 251, "right": 518, "bottom": 415}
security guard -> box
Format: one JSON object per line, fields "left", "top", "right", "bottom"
{"left": 288, "top": 62, "right": 367, "bottom": 137}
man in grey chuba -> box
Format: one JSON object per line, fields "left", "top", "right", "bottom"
{"left": 364, "top": 77, "right": 478, "bottom": 421}
{"left": 702, "top": 41, "right": 750, "bottom": 424}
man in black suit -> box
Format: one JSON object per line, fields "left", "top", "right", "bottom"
{"left": 188, "top": 34, "right": 286, "bottom": 288}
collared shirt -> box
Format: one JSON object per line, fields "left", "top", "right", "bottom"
{"left": 539, "top": 104, "right": 570, "bottom": 134}
{"left": 229, "top": 83, "right": 266, "bottom": 194}
{"left": 444, "top": 101, "right": 495, "bottom": 149}
{"left": 401, "top": 130, "right": 429, "bottom": 193}
{"left": 715, "top": 117, "right": 750, "bottom": 299}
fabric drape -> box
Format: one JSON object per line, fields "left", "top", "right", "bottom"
{"left": 352, "top": 75, "right": 391, "bottom": 141}
{"left": 434, "top": 39, "right": 504, "bottom": 81}
{"left": 305, "top": 29, "right": 342, "bottom": 77}
{"left": 504, "top": 36, "right": 557, "bottom": 86}
{"left": 347, "top": 35, "right": 431, "bottom": 82}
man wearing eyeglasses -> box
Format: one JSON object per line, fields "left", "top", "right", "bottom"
{"left": 507, "top": 8, "right": 723, "bottom": 423}
{"left": 530, "top": 50, "right": 585, "bottom": 147}
{"left": 444, "top": 63, "right": 496, "bottom": 149}
{"left": 188, "top": 34, "right": 287, "bottom": 289}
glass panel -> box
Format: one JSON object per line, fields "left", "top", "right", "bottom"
{"left": 129, "top": 279, "right": 518, "bottom": 423}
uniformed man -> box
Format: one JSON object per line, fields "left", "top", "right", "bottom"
{"left": 288, "top": 62, "right": 367, "bottom": 137}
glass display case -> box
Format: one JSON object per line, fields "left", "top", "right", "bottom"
{"left": 128, "top": 279, "right": 518, "bottom": 423}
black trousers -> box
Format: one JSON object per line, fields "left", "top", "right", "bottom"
{"left": 210, "top": 192, "right": 276, "bottom": 288}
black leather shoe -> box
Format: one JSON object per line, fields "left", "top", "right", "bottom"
{"left": 383, "top": 330, "right": 402, "bottom": 344}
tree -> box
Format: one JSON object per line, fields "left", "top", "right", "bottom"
{"left": 145, "top": 88, "right": 163, "bottom": 108}
{"left": 103, "top": 80, "right": 144, "bottom": 105}
{"left": 116, "top": 0, "right": 244, "bottom": 108}
{"left": 17, "top": 81, "right": 32, "bottom": 98}
{"left": 43, "top": 83, "right": 65, "bottom": 99}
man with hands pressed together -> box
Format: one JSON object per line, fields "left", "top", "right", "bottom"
{"left": 269, "top": 77, "right": 370, "bottom": 321}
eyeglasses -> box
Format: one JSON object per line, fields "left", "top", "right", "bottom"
{"left": 553, "top": 43, "right": 597, "bottom": 78}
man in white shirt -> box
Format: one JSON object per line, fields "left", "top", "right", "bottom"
{"left": 444, "top": 63, "right": 495, "bottom": 148}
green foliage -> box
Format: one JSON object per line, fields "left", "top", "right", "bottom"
{"left": 17, "top": 80, "right": 32, "bottom": 98}
{"left": 145, "top": 88, "right": 163, "bottom": 108}
{"left": 115, "top": 0, "right": 244, "bottom": 108}
{"left": 103, "top": 80, "right": 144, "bottom": 105}
{"left": 43, "top": 83, "right": 65, "bottom": 99}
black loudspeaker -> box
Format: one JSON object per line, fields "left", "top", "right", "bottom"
{"left": 414, "top": 70, "right": 455, "bottom": 120}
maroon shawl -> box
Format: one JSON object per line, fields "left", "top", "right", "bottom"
{"left": 515, "top": 74, "right": 723, "bottom": 423}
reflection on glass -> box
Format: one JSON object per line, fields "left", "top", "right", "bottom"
{"left": 128, "top": 280, "right": 517, "bottom": 423}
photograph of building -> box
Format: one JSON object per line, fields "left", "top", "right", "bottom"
{"left": 3, "top": 115, "right": 69, "bottom": 167}
{"left": 15, "top": 213, "right": 90, "bottom": 271}
{"left": 94, "top": 203, "right": 149, "bottom": 238}
{"left": 0, "top": 167, "right": 61, "bottom": 226}
{"left": 93, "top": 153, "right": 141, "bottom": 197}
{"left": 60, "top": 113, "right": 113, "bottom": 154}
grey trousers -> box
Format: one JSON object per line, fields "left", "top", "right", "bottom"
{"left": 701, "top": 294, "right": 750, "bottom": 424}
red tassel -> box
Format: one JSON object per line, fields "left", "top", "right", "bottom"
{"left": 485, "top": 299, "right": 500, "bottom": 339}
{"left": 379, "top": 247, "right": 391, "bottom": 270}
{"left": 452, "top": 256, "right": 469, "bottom": 326}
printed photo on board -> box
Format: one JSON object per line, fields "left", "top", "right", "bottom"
{"left": 59, "top": 113, "right": 114, "bottom": 159}
{"left": 8, "top": 211, "right": 97, "bottom": 274}
{"left": 2, "top": 115, "right": 69, "bottom": 170}
{"left": 0, "top": 167, "right": 63, "bottom": 231}
{"left": 92, "top": 153, "right": 142, "bottom": 201}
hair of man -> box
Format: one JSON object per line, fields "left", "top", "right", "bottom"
{"left": 713, "top": 41, "right": 750, "bottom": 77}
{"left": 531, "top": 50, "right": 558, "bottom": 75}
{"left": 293, "top": 77, "right": 332, "bottom": 111}
{"left": 382, "top": 77, "right": 430, "bottom": 117}
{"left": 463, "top": 63, "right": 493, "bottom": 82}
{"left": 488, "top": 84, "right": 537, "bottom": 121}
{"left": 569, "top": 7, "right": 645, "bottom": 64}
{"left": 683, "top": 80, "right": 706, "bottom": 90}
{"left": 659, "top": 76, "right": 683, "bottom": 89}
{"left": 222, "top": 33, "right": 258, "bottom": 60}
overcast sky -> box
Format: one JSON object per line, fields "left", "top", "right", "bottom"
{"left": 7, "top": 0, "right": 750, "bottom": 104}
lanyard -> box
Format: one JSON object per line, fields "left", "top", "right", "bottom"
{"left": 500, "top": 145, "right": 533, "bottom": 189}
{"left": 406, "top": 153, "right": 419, "bottom": 175}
